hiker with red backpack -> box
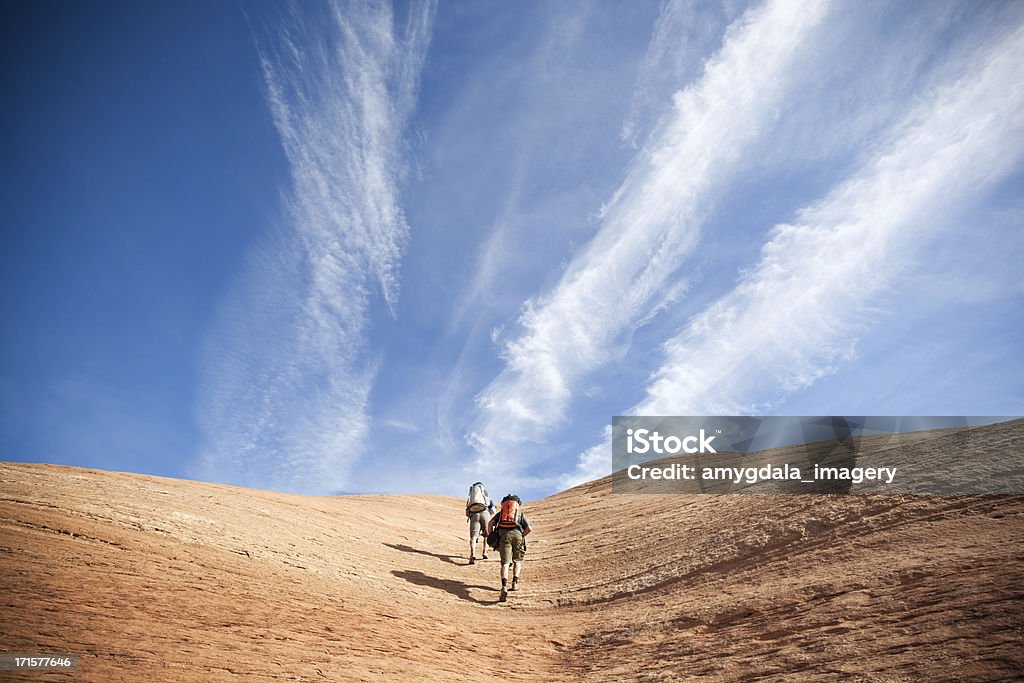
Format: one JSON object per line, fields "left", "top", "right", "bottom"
{"left": 487, "top": 494, "right": 531, "bottom": 599}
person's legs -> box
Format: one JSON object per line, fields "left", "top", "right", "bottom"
{"left": 479, "top": 512, "right": 488, "bottom": 559}
{"left": 499, "top": 532, "right": 514, "bottom": 592}
{"left": 468, "top": 514, "right": 483, "bottom": 562}
{"left": 510, "top": 531, "right": 525, "bottom": 589}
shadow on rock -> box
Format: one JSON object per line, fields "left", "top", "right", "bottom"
{"left": 383, "top": 543, "right": 463, "bottom": 565}
{"left": 392, "top": 569, "right": 502, "bottom": 605}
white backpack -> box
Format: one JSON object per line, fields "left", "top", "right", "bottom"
{"left": 467, "top": 482, "right": 488, "bottom": 513}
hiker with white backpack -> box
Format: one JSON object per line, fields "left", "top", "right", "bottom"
{"left": 487, "top": 493, "right": 531, "bottom": 599}
{"left": 465, "top": 482, "right": 495, "bottom": 564}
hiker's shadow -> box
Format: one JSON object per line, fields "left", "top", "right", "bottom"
{"left": 392, "top": 569, "right": 503, "bottom": 605}
{"left": 384, "top": 543, "right": 462, "bottom": 565}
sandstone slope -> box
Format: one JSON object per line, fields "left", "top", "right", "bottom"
{"left": 2, "top": 420, "right": 1022, "bottom": 681}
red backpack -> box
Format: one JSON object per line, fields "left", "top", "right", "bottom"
{"left": 497, "top": 496, "right": 521, "bottom": 529}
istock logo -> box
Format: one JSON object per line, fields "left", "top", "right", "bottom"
{"left": 626, "top": 428, "right": 717, "bottom": 455}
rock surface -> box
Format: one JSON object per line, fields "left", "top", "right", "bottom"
{"left": 2, "top": 421, "right": 1022, "bottom": 681}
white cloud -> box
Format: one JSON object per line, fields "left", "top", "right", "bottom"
{"left": 567, "top": 20, "right": 1024, "bottom": 487}
{"left": 467, "top": 0, "right": 832, "bottom": 474}
{"left": 194, "top": 1, "right": 435, "bottom": 494}
{"left": 381, "top": 418, "right": 419, "bottom": 433}
{"left": 621, "top": 0, "right": 745, "bottom": 146}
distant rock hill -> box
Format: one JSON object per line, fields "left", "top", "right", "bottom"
{"left": 2, "top": 420, "right": 1022, "bottom": 680}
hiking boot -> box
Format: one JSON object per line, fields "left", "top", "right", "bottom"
{"left": 469, "top": 556, "right": 476, "bottom": 564}
{"left": 511, "top": 578, "right": 520, "bottom": 592}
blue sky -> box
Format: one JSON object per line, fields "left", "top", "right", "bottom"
{"left": 2, "top": 0, "right": 1022, "bottom": 499}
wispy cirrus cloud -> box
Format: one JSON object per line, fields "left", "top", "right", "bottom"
{"left": 194, "top": 0, "right": 435, "bottom": 494}
{"left": 569, "top": 18, "right": 1024, "bottom": 486}
{"left": 621, "top": 0, "right": 744, "bottom": 147}
{"left": 467, "top": 0, "right": 832, "bottom": 475}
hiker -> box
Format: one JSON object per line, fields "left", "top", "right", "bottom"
{"left": 487, "top": 494, "right": 531, "bottom": 597}
{"left": 466, "top": 482, "right": 495, "bottom": 564}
